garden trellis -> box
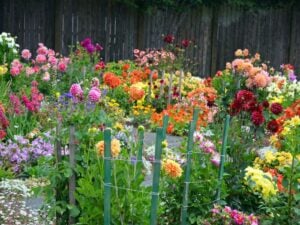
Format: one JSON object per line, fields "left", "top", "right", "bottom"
{"left": 56, "top": 109, "right": 230, "bottom": 224}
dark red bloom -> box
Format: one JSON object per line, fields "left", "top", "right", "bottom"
{"left": 267, "top": 120, "right": 279, "bottom": 133}
{"left": 236, "top": 90, "right": 255, "bottom": 104}
{"left": 270, "top": 103, "right": 283, "bottom": 115}
{"left": 0, "top": 130, "right": 6, "bottom": 140}
{"left": 181, "top": 39, "right": 190, "bottom": 48}
{"left": 244, "top": 100, "right": 258, "bottom": 112}
{"left": 262, "top": 100, "right": 270, "bottom": 108}
{"left": 251, "top": 111, "right": 265, "bottom": 126}
{"left": 163, "top": 34, "right": 175, "bottom": 44}
{"left": 230, "top": 99, "right": 242, "bottom": 115}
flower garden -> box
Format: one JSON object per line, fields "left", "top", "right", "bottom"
{"left": 0, "top": 31, "right": 299, "bottom": 225}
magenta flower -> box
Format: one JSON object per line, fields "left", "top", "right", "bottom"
{"left": 70, "top": 84, "right": 83, "bottom": 98}
{"left": 36, "top": 54, "right": 47, "bottom": 64}
{"left": 88, "top": 88, "right": 101, "bottom": 103}
{"left": 163, "top": 34, "right": 175, "bottom": 43}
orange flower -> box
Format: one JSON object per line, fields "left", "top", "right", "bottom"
{"left": 162, "top": 159, "right": 183, "bottom": 178}
{"left": 253, "top": 72, "right": 268, "bottom": 88}
{"left": 129, "top": 86, "right": 145, "bottom": 101}
{"left": 103, "top": 72, "right": 122, "bottom": 88}
{"left": 166, "top": 124, "right": 174, "bottom": 134}
{"left": 96, "top": 139, "right": 121, "bottom": 158}
{"left": 122, "top": 63, "right": 130, "bottom": 71}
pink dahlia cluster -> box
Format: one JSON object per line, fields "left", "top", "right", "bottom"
{"left": 69, "top": 78, "right": 101, "bottom": 103}
{"left": 11, "top": 43, "right": 70, "bottom": 78}
{"left": 194, "top": 131, "right": 220, "bottom": 167}
{"left": 80, "top": 38, "right": 103, "bottom": 54}
{"left": 205, "top": 205, "right": 258, "bottom": 225}
{"left": 21, "top": 81, "right": 44, "bottom": 112}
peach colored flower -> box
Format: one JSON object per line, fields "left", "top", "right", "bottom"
{"left": 96, "top": 139, "right": 121, "bottom": 158}
{"left": 162, "top": 159, "right": 183, "bottom": 178}
{"left": 243, "top": 48, "right": 249, "bottom": 57}
{"left": 235, "top": 49, "right": 243, "bottom": 57}
{"left": 253, "top": 72, "right": 268, "bottom": 88}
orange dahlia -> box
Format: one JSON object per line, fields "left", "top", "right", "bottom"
{"left": 162, "top": 159, "right": 183, "bottom": 178}
{"left": 103, "top": 72, "right": 122, "bottom": 89}
{"left": 96, "top": 139, "right": 121, "bottom": 158}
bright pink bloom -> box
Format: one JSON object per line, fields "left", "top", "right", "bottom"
{"left": 36, "top": 54, "right": 47, "bottom": 64}
{"left": 48, "top": 56, "right": 58, "bottom": 65}
{"left": 10, "top": 67, "right": 21, "bottom": 76}
{"left": 21, "top": 49, "right": 32, "bottom": 60}
{"left": 88, "top": 88, "right": 101, "bottom": 102}
{"left": 70, "top": 84, "right": 83, "bottom": 98}
{"left": 58, "top": 61, "right": 67, "bottom": 72}
{"left": 211, "top": 153, "right": 220, "bottom": 167}
{"left": 9, "top": 94, "right": 23, "bottom": 115}
{"left": 47, "top": 49, "right": 56, "bottom": 57}
{"left": 25, "top": 67, "right": 36, "bottom": 76}
{"left": 37, "top": 43, "right": 48, "bottom": 55}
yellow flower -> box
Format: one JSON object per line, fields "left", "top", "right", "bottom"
{"left": 289, "top": 116, "right": 300, "bottom": 127}
{"left": 269, "top": 96, "right": 284, "bottom": 104}
{"left": 0, "top": 65, "right": 8, "bottom": 75}
{"left": 55, "top": 92, "right": 61, "bottom": 99}
{"left": 244, "top": 167, "right": 277, "bottom": 200}
{"left": 264, "top": 151, "right": 276, "bottom": 164}
{"left": 281, "top": 126, "right": 291, "bottom": 136}
{"left": 88, "top": 127, "right": 98, "bottom": 134}
{"left": 96, "top": 139, "right": 121, "bottom": 158}
{"left": 162, "top": 159, "right": 183, "bottom": 178}
{"left": 162, "top": 140, "right": 168, "bottom": 148}
{"left": 114, "top": 122, "right": 124, "bottom": 131}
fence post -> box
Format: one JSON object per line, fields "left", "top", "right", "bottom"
{"left": 68, "top": 125, "right": 76, "bottom": 225}
{"left": 180, "top": 109, "right": 199, "bottom": 225}
{"left": 162, "top": 115, "right": 169, "bottom": 140}
{"left": 55, "top": 122, "right": 62, "bottom": 225}
{"left": 103, "top": 128, "right": 112, "bottom": 225}
{"left": 216, "top": 114, "right": 230, "bottom": 202}
{"left": 150, "top": 127, "right": 164, "bottom": 225}
{"left": 167, "top": 73, "right": 173, "bottom": 105}
{"left": 137, "top": 126, "right": 145, "bottom": 162}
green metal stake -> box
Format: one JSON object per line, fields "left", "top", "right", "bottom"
{"left": 180, "top": 119, "right": 198, "bottom": 225}
{"left": 103, "top": 128, "right": 112, "bottom": 225}
{"left": 150, "top": 127, "right": 164, "bottom": 225}
{"left": 162, "top": 115, "right": 169, "bottom": 140}
{"left": 216, "top": 114, "right": 230, "bottom": 202}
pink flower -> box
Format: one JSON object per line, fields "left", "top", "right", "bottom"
{"left": 37, "top": 43, "right": 48, "bottom": 55}
{"left": 10, "top": 67, "right": 21, "bottom": 76}
{"left": 42, "top": 72, "right": 50, "bottom": 81}
{"left": 47, "top": 49, "right": 56, "bottom": 57}
{"left": 25, "top": 67, "right": 36, "bottom": 76}
{"left": 91, "top": 78, "right": 100, "bottom": 87}
{"left": 70, "top": 84, "right": 83, "bottom": 98}
{"left": 211, "top": 153, "right": 220, "bottom": 167}
{"left": 21, "top": 49, "right": 32, "bottom": 60}
{"left": 48, "top": 56, "right": 58, "bottom": 65}
{"left": 9, "top": 94, "right": 23, "bottom": 115}
{"left": 88, "top": 88, "right": 101, "bottom": 102}
{"left": 58, "top": 61, "right": 67, "bottom": 72}
{"left": 36, "top": 54, "right": 47, "bottom": 64}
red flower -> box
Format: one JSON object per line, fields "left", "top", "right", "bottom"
{"left": 0, "top": 130, "right": 6, "bottom": 140}
{"left": 270, "top": 103, "right": 283, "bottom": 115}
{"left": 236, "top": 90, "right": 255, "bottom": 103}
{"left": 251, "top": 111, "right": 265, "bottom": 126}
{"left": 181, "top": 39, "right": 190, "bottom": 48}
{"left": 267, "top": 120, "right": 279, "bottom": 133}
{"left": 230, "top": 99, "right": 242, "bottom": 115}
{"left": 262, "top": 100, "right": 270, "bottom": 108}
{"left": 163, "top": 34, "right": 175, "bottom": 43}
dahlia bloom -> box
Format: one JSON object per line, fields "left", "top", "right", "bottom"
{"left": 96, "top": 139, "right": 121, "bottom": 158}
{"left": 162, "top": 159, "right": 183, "bottom": 178}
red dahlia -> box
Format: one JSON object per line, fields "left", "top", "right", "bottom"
{"left": 267, "top": 120, "right": 279, "bottom": 133}
{"left": 270, "top": 103, "right": 283, "bottom": 115}
{"left": 236, "top": 90, "right": 255, "bottom": 103}
{"left": 163, "top": 34, "right": 175, "bottom": 43}
{"left": 251, "top": 111, "right": 265, "bottom": 126}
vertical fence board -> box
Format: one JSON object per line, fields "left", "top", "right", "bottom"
{"left": 0, "top": 1, "right": 299, "bottom": 76}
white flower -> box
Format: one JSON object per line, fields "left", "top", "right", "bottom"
{"left": 7, "top": 42, "right": 13, "bottom": 48}
{"left": 1, "top": 32, "right": 8, "bottom": 37}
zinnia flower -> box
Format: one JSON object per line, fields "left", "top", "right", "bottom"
{"left": 88, "top": 88, "right": 101, "bottom": 103}
{"left": 96, "top": 139, "right": 121, "bottom": 157}
{"left": 162, "top": 159, "right": 183, "bottom": 178}
{"left": 270, "top": 103, "right": 283, "bottom": 115}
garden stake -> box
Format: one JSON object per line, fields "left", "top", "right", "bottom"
{"left": 162, "top": 115, "right": 169, "bottom": 140}
{"left": 150, "top": 127, "right": 164, "bottom": 225}
{"left": 135, "top": 126, "right": 145, "bottom": 176}
{"left": 180, "top": 111, "right": 199, "bottom": 225}
{"left": 68, "top": 125, "right": 76, "bottom": 225}
{"left": 104, "top": 128, "right": 112, "bottom": 225}
{"left": 55, "top": 123, "right": 62, "bottom": 224}
{"left": 216, "top": 114, "right": 230, "bottom": 202}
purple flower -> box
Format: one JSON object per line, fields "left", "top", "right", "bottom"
{"left": 288, "top": 70, "right": 297, "bottom": 81}
{"left": 86, "top": 44, "right": 96, "bottom": 54}
{"left": 80, "top": 38, "right": 92, "bottom": 48}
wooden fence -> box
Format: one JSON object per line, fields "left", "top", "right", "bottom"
{"left": 1, "top": 0, "right": 300, "bottom": 76}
